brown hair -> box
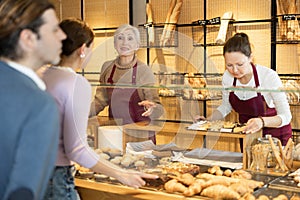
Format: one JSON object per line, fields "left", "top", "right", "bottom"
{"left": 0, "top": 0, "right": 54, "bottom": 60}
{"left": 223, "top": 32, "right": 252, "bottom": 58}
{"left": 59, "top": 18, "right": 94, "bottom": 56}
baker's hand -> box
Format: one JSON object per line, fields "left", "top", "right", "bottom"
{"left": 117, "top": 170, "right": 159, "bottom": 189}
{"left": 244, "top": 117, "right": 264, "bottom": 134}
{"left": 193, "top": 115, "right": 206, "bottom": 123}
{"left": 138, "top": 100, "right": 156, "bottom": 117}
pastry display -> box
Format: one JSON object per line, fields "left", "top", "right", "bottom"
{"left": 188, "top": 120, "right": 245, "bottom": 133}
{"left": 183, "top": 73, "right": 208, "bottom": 100}
{"left": 162, "top": 170, "right": 264, "bottom": 199}
{"left": 249, "top": 143, "right": 270, "bottom": 171}
{"left": 223, "top": 121, "right": 236, "bottom": 129}
{"left": 157, "top": 162, "right": 200, "bottom": 176}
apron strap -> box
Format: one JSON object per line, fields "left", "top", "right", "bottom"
{"left": 132, "top": 63, "right": 137, "bottom": 85}
{"left": 108, "top": 64, "right": 117, "bottom": 84}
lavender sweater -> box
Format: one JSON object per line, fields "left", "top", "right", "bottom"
{"left": 41, "top": 66, "right": 99, "bottom": 168}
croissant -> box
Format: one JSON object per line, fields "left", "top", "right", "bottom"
{"left": 208, "top": 165, "right": 221, "bottom": 174}
{"left": 240, "top": 192, "right": 256, "bottom": 200}
{"left": 201, "top": 184, "right": 240, "bottom": 199}
{"left": 202, "top": 178, "right": 231, "bottom": 188}
{"left": 229, "top": 182, "right": 253, "bottom": 196}
{"left": 168, "top": 173, "right": 195, "bottom": 186}
{"left": 224, "top": 169, "right": 232, "bottom": 177}
{"left": 257, "top": 195, "right": 270, "bottom": 200}
{"left": 231, "top": 169, "right": 252, "bottom": 179}
{"left": 164, "top": 179, "right": 187, "bottom": 193}
{"left": 183, "top": 179, "right": 204, "bottom": 197}
{"left": 273, "top": 194, "right": 288, "bottom": 200}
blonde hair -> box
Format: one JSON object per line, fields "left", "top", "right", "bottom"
{"left": 114, "top": 24, "right": 140, "bottom": 45}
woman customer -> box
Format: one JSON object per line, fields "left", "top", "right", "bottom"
{"left": 41, "top": 18, "right": 158, "bottom": 200}
{"left": 195, "top": 32, "right": 292, "bottom": 145}
{"left": 90, "top": 24, "right": 164, "bottom": 143}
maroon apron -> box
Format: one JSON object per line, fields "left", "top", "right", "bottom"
{"left": 229, "top": 63, "right": 292, "bottom": 145}
{"left": 106, "top": 63, "right": 156, "bottom": 143}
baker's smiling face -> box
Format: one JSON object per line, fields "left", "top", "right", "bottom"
{"left": 114, "top": 29, "right": 139, "bottom": 56}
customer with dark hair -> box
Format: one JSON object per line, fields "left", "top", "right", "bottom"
{"left": 195, "top": 32, "right": 292, "bottom": 145}
{"left": 41, "top": 18, "right": 158, "bottom": 200}
{"left": 0, "top": 0, "right": 66, "bottom": 199}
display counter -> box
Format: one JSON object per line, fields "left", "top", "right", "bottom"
{"left": 122, "top": 121, "right": 262, "bottom": 169}
{"left": 75, "top": 174, "right": 300, "bottom": 200}
{"left": 75, "top": 178, "right": 202, "bottom": 200}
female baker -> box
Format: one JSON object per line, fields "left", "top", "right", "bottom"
{"left": 90, "top": 24, "right": 164, "bottom": 143}
{"left": 195, "top": 32, "right": 292, "bottom": 145}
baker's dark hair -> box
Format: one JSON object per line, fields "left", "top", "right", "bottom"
{"left": 223, "top": 32, "right": 252, "bottom": 57}
{"left": 59, "top": 18, "right": 94, "bottom": 56}
{"left": 0, "top": 0, "right": 55, "bottom": 60}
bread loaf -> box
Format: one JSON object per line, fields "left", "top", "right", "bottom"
{"left": 146, "top": 3, "right": 154, "bottom": 44}
{"left": 160, "top": 0, "right": 183, "bottom": 46}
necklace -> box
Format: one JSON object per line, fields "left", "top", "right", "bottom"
{"left": 115, "top": 55, "right": 137, "bottom": 69}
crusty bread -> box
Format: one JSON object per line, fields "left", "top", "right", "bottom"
{"left": 160, "top": 0, "right": 183, "bottom": 46}
{"left": 146, "top": 3, "right": 153, "bottom": 23}
{"left": 146, "top": 3, "right": 155, "bottom": 44}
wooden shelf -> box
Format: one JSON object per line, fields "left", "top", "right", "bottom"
{"left": 75, "top": 178, "right": 203, "bottom": 200}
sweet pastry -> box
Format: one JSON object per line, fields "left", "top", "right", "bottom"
{"left": 158, "top": 162, "right": 200, "bottom": 176}
{"left": 233, "top": 126, "right": 245, "bottom": 133}
{"left": 223, "top": 121, "right": 235, "bottom": 129}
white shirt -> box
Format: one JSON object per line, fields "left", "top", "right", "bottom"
{"left": 6, "top": 61, "right": 46, "bottom": 90}
{"left": 217, "top": 64, "right": 292, "bottom": 127}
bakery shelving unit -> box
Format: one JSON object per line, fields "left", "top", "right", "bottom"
{"left": 275, "top": 12, "right": 300, "bottom": 139}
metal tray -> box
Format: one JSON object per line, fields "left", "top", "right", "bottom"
{"left": 253, "top": 187, "right": 300, "bottom": 199}
{"left": 269, "top": 175, "right": 300, "bottom": 193}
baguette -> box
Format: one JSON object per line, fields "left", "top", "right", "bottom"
{"left": 268, "top": 137, "right": 288, "bottom": 171}
{"left": 146, "top": 3, "right": 155, "bottom": 45}
{"left": 160, "top": 0, "right": 183, "bottom": 46}
{"left": 160, "top": 0, "right": 176, "bottom": 45}
{"left": 215, "top": 11, "right": 233, "bottom": 44}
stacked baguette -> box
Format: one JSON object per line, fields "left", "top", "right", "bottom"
{"left": 160, "top": 0, "right": 183, "bottom": 46}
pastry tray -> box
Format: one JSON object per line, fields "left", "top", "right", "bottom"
{"left": 268, "top": 175, "right": 300, "bottom": 193}
{"left": 249, "top": 171, "right": 281, "bottom": 185}
{"left": 253, "top": 187, "right": 300, "bottom": 199}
